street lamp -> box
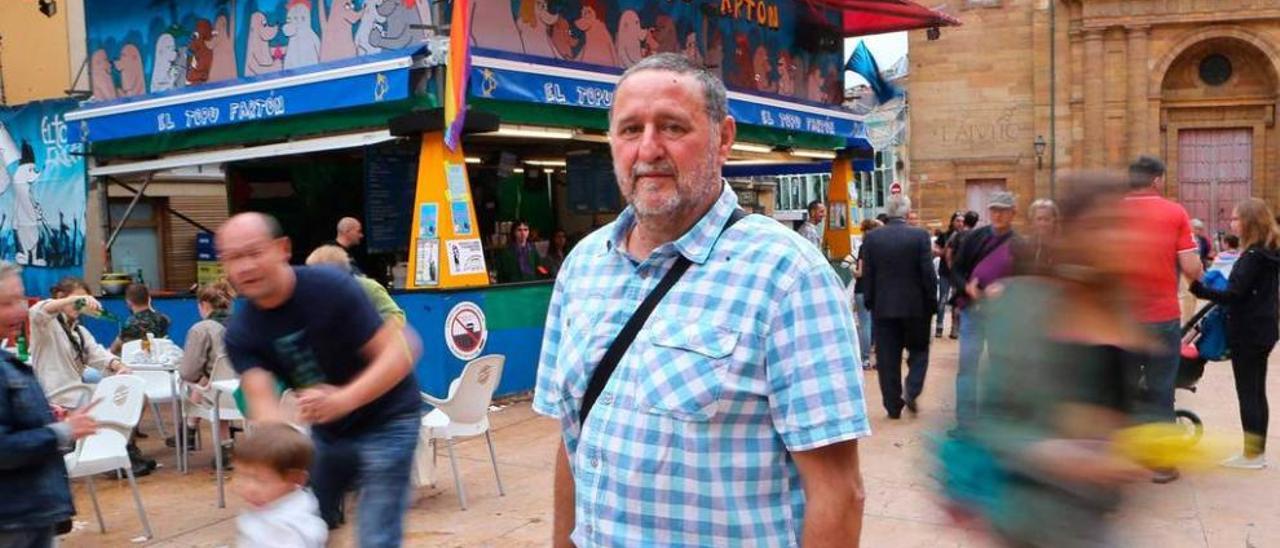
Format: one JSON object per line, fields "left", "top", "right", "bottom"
{"left": 1033, "top": 135, "right": 1047, "bottom": 170}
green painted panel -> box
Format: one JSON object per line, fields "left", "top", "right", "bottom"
{"left": 477, "top": 281, "right": 554, "bottom": 330}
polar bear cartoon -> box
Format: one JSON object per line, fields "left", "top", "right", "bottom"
{"left": 320, "top": 0, "right": 361, "bottom": 61}
{"left": 283, "top": 0, "right": 322, "bottom": 70}
{"left": 371, "top": 0, "right": 427, "bottom": 50}
{"left": 244, "top": 12, "right": 283, "bottom": 76}
{"left": 469, "top": 0, "right": 522, "bottom": 53}
{"left": 150, "top": 33, "right": 185, "bottom": 92}
{"left": 614, "top": 9, "right": 645, "bottom": 68}
{"left": 0, "top": 125, "right": 46, "bottom": 265}
{"left": 114, "top": 44, "right": 147, "bottom": 96}
{"left": 209, "top": 15, "right": 238, "bottom": 81}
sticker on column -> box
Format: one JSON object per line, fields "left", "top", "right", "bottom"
{"left": 445, "top": 238, "right": 486, "bottom": 275}
{"left": 445, "top": 301, "right": 487, "bottom": 360}
{"left": 445, "top": 163, "right": 469, "bottom": 202}
{"left": 415, "top": 239, "right": 439, "bottom": 286}
{"left": 419, "top": 203, "right": 438, "bottom": 239}
{"left": 450, "top": 200, "right": 472, "bottom": 235}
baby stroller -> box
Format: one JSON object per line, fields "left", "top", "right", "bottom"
{"left": 1172, "top": 302, "right": 1226, "bottom": 444}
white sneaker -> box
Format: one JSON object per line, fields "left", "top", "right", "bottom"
{"left": 1220, "top": 454, "right": 1267, "bottom": 470}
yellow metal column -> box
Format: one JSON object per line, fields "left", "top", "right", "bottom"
{"left": 824, "top": 156, "right": 857, "bottom": 260}
{"left": 406, "top": 132, "right": 490, "bottom": 289}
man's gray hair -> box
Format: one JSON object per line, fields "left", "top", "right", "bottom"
{"left": 0, "top": 262, "right": 20, "bottom": 282}
{"left": 612, "top": 53, "right": 728, "bottom": 125}
{"left": 885, "top": 195, "right": 912, "bottom": 218}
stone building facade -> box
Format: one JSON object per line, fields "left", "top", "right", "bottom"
{"left": 909, "top": 0, "right": 1280, "bottom": 234}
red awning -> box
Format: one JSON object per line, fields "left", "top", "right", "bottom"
{"left": 803, "top": 0, "right": 961, "bottom": 37}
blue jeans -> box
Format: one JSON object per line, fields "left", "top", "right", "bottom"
{"left": 0, "top": 527, "right": 54, "bottom": 548}
{"left": 854, "top": 293, "right": 872, "bottom": 364}
{"left": 956, "top": 307, "right": 985, "bottom": 428}
{"left": 936, "top": 276, "right": 953, "bottom": 331}
{"left": 1128, "top": 320, "right": 1181, "bottom": 422}
{"left": 311, "top": 412, "right": 421, "bottom": 547}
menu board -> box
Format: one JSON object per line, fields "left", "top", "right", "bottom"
{"left": 364, "top": 142, "right": 420, "bottom": 254}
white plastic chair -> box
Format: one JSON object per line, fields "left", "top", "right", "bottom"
{"left": 63, "top": 374, "right": 153, "bottom": 540}
{"left": 420, "top": 355, "right": 506, "bottom": 510}
{"left": 121, "top": 338, "right": 182, "bottom": 439}
{"left": 187, "top": 378, "right": 245, "bottom": 508}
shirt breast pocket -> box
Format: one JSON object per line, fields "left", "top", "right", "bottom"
{"left": 636, "top": 319, "right": 740, "bottom": 422}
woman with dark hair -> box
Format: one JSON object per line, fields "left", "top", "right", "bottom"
{"left": 1191, "top": 198, "right": 1280, "bottom": 469}
{"left": 853, "top": 218, "right": 881, "bottom": 370}
{"left": 963, "top": 172, "right": 1151, "bottom": 545}
{"left": 543, "top": 229, "right": 570, "bottom": 279}
{"left": 934, "top": 211, "right": 964, "bottom": 338}
{"left": 30, "top": 276, "right": 128, "bottom": 407}
{"left": 495, "top": 220, "right": 544, "bottom": 283}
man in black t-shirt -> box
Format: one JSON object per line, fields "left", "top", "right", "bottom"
{"left": 218, "top": 213, "right": 421, "bottom": 546}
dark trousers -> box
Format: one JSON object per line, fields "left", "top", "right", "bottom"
{"left": 874, "top": 316, "right": 931, "bottom": 414}
{"left": 1232, "top": 344, "right": 1273, "bottom": 457}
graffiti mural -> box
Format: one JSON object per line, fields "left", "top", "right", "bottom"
{"left": 466, "top": 0, "right": 845, "bottom": 104}
{"left": 84, "top": 0, "right": 433, "bottom": 100}
{"left": 0, "top": 100, "right": 87, "bottom": 295}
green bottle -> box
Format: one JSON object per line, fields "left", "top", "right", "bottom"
{"left": 15, "top": 331, "right": 28, "bottom": 362}
{"left": 75, "top": 298, "right": 122, "bottom": 324}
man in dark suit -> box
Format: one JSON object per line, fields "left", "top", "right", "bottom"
{"left": 862, "top": 195, "right": 938, "bottom": 418}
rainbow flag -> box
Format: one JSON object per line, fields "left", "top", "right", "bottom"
{"left": 444, "top": 0, "right": 472, "bottom": 151}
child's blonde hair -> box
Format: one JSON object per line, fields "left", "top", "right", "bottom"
{"left": 235, "top": 423, "right": 313, "bottom": 477}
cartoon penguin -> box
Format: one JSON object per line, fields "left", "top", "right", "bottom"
{"left": 0, "top": 124, "right": 46, "bottom": 266}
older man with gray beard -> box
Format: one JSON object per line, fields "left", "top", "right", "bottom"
{"left": 533, "top": 53, "right": 870, "bottom": 547}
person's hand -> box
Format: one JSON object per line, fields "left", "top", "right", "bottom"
{"left": 1027, "top": 439, "right": 1151, "bottom": 487}
{"left": 966, "top": 278, "right": 982, "bottom": 300}
{"left": 64, "top": 399, "right": 101, "bottom": 441}
{"left": 72, "top": 295, "right": 103, "bottom": 315}
{"left": 49, "top": 404, "right": 68, "bottom": 421}
{"left": 111, "top": 361, "right": 131, "bottom": 375}
{"left": 296, "top": 384, "right": 356, "bottom": 424}
{"left": 984, "top": 281, "right": 1006, "bottom": 300}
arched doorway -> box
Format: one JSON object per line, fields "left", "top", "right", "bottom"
{"left": 1160, "top": 36, "right": 1278, "bottom": 236}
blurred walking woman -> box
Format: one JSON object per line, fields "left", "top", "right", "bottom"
{"left": 1191, "top": 198, "right": 1280, "bottom": 469}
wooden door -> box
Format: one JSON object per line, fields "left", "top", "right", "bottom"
{"left": 1178, "top": 129, "right": 1253, "bottom": 237}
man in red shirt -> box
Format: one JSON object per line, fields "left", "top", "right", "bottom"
{"left": 1123, "top": 156, "right": 1204, "bottom": 483}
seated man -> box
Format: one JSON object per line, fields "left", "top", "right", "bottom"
{"left": 111, "top": 283, "right": 171, "bottom": 354}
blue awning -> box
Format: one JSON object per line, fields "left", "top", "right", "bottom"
{"left": 470, "top": 49, "right": 864, "bottom": 141}
{"left": 66, "top": 46, "right": 425, "bottom": 143}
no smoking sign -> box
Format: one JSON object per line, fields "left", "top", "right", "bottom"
{"left": 445, "top": 301, "right": 488, "bottom": 360}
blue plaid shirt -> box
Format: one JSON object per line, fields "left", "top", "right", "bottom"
{"left": 534, "top": 184, "right": 869, "bottom": 547}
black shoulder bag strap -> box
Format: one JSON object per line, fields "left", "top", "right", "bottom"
{"left": 579, "top": 208, "right": 748, "bottom": 424}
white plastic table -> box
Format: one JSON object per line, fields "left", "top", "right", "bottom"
{"left": 125, "top": 363, "right": 186, "bottom": 472}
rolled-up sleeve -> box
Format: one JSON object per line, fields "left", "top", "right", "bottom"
{"left": 766, "top": 263, "right": 871, "bottom": 452}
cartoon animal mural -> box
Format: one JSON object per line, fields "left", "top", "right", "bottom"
{"left": 89, "top": 49, "right": 118, "bottom": 101}
{"left": 776, "top": 51, "right": 794, "bottom": 96}
{"left": 615, "top": 9, "right": 646, "bottom": 68}
{"left": 652, "top": 15, "right": 679, "bottom": 54}
{"left": 517, "top": 0, "right": 558, "bottom": 59}
{"left": 752, "top": 43, "right": 774, "bottom": 93}
{"left": 705, "top": 28, "right": 724, "bottom": 79}
{"left": 370, "top": 0, "right": 427, "bottom": 50}
{"left": 470, "top": 0, "right": 523, "bottom": 53}
{"left": 575, "top": 0, "right": 616, "bottom": 67}
{"left": 683, "top": 32, "right": 702, "bottom": 66}
{"left": 549, "top": 16, "right": 578, "bottom": 61}
{"left": 355, "top": 0, "right": 385, "bottom": 55}
{"left": 0, "top": 126, "right": 46, "bottom": 266}
{"left": 149, "top": 33, "right": 185, "bottom": 92}
{"left": 208, "top": 14, "right": 238, "bottom": 81}
{"left": 730, "top": 32, "right": 753, "bottom": 89}
{"left": 806, "top": 64, "right": 823, "bottom": 102}
{"left": 283, "top": 0, "right": 322, "bottom": 69}
{"left": 244, "top": 11, "right": 283, "bottom": 76}
{"left": 320, "top": 0, "right": 361, "bottom": 62}
{"left": 114, "top": 44, "right": 147, "bottom": 97}
{"left": 187, "top": 19, "right": 214, "bottom": 85}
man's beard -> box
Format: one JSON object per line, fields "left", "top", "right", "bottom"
{"left": 616, "top": 148, "right": 720, "bottom": 222}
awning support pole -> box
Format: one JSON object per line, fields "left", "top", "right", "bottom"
{"left": 107, "top": 177, "right": 215, "bottom": 233}
{"left": 104, "top": 174, "right": 152, "bottom": 252}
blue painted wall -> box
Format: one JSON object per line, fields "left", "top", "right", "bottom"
{"left": 79, "top": 282, "right": 553, "bottom": 398}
